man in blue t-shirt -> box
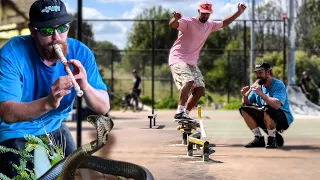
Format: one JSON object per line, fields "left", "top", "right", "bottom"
{"left": 0, "top": 0, "right": 109, "bottom": 178}
{"left": 239, "top": 62, "right": 294, "bottom": 148}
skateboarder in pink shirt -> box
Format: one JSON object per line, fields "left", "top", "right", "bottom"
{"left": 169, "top": 1, "right": 247, "bottom": 121}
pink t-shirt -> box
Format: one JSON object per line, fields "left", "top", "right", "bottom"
{"left": 168, "top": 17, "right": 223, "bottom": 66}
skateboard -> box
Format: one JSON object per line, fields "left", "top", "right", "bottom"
{"left": 175, "top": 119, "right": 200, "bottom": 131}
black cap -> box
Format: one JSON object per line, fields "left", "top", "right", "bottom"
{"left": 254, "top": 62, "right": 271, "bottom": 72}
{"left": 132, "top": 69, "right": 137, "bottom": 73}
{"left": 29, "top": 0, "right": 73, "bottom": 28}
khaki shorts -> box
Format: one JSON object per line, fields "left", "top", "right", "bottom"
{"left": 170, "top": 62, "right": 205, "bottom": 90}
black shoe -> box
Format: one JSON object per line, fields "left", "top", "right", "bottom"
{"left": 276, "top": 132, "right": 284, "bottom": 147}
{"left": 266, "top": 136, "right": 277, "bottom": 148}
{"left": 174, "top": 112, "right": 194, "bottom": 121}
{"left": 245, "top": 136, "right": 265, "bottom": 148}
{"left": 262, "top": 129, "right": 285, "bottom": 147}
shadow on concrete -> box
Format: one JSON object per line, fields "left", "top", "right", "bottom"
{"left": 215, "top": 144, "right": 245, "bottom": 147}
{"left": 68, "top": 127, "right": 120, "bottom": 131}
{"left": 140, "top": 125, "right": 166, "bottom": 130}
{"left": 157, "top": 125, "right": 165, "bottom": 129}
{"left": 207, "top": 159, "right": 224, "bottom": 163}
{"left": 108, "top": 116, "right": 140, "bottom": 120}
{"left": 215, "top": 144, "right": 320, "bottom": 151}
{"left": 209, "top": 144, "right": 216, "bottom": 147}
{"left": 278, "top": 145, "right": 320, "bottom": 151}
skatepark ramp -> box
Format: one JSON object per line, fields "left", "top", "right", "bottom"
{"left": 287, "top": 85, "right": 320, "bottom": 116}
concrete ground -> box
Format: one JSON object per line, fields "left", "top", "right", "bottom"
{"left": 66, "top": 109, "right": 320, "bottom": 180}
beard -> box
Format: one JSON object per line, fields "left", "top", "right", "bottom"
{"left": 36, "top": 39, "right": 68, "bottom": 61}
{"left": 199, "top": 17, "right": 208, "bottom": 23}
{"left": 257, "top": 77, "right": 267, "bottom": 85}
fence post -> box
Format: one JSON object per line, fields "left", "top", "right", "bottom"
{"left": 151, "top": 20, "right": 155, "bottom": 118}
{"left": 111, "top": 49, "right": 114, "bottom": 92}
{"left": 250, "top": 0, "right": 256, "bottom": 85}
{"left": 76, "top": 0, "right": 83, "bottom": 148}
{"left": 243, "top": 20, "right": 247, "bottom": 86}
{"left": 227, "top": 50, "right": 230, "bottom": 103}
{"left": 170, "top": 75, "right": 173, "bottom": 98}
{"left": 282, "top": 17, "right": 287, "bottom": 84}
{"left": 142, "top": 57, "right": 145, "bottom": 95}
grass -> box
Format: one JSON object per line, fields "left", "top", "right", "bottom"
{"left": 100, "top": 66, "right": 179, "bottom": 99}
{"left": 100, "top": 66, "right": 242, "bottom": 109}
{"left": 206, "top": 92, "right": 241, "bottom": 104}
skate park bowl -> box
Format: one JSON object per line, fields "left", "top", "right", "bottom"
{"left": 287, "top": 85, "right": 320, "bottom": 117}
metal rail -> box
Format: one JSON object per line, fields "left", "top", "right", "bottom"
{"left": 177, "top": 122, "right": 214, "bottom": 162}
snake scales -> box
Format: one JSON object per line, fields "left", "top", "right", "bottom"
{"left": 38, "top": 115, "right": 154, "bottom": 180}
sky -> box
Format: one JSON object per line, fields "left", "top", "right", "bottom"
{"left": 62, "top": 0, "right": 292, "bottom": 49}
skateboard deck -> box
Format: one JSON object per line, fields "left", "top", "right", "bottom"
{"left": 174, "top": 119, "right": 197, "bottom": 123}
{"left": 175, "top": 119, "right": 200, "bottom": 129}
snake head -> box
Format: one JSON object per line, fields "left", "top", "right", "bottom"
{"left": 87, "top": 115, "right": 114, "bottom": 146}
{"left": 87, "top": 115, "right": 99, "bottom": 128}
{"left": 87, "top": 115, "right": 113, "bottom": 129}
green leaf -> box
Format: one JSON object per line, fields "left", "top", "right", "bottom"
{"left": 50, "top": 152, "right": 64, "bottom": 166}
{"left": 52, "top": 145, "right": 64, "bottom": 158}
{"left": 0, "top": 145, "right": 22, "bottom": 155}
{"left": 18, "top": 159, "right": 27, "bottom": 171}
{"left": 24, "top": 135, "right": 49, "bottom": 150}
{"left": 12, "top": 163, "right": 19, "bottom": 171}
{"left": 0, "top": 173, "right": 12, "bottom": 180}
{"left": 24, "top": 142, "right": 38, "bottom": 153}
{"left": 19, "top": 171, "right": 29, "bottom": 179}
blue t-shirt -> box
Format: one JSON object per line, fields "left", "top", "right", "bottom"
{"left": 248, "top": 78, "right": 294, "bottom": 125}
{"left": 0, "top": 35, "right": 107, "bottom": 143}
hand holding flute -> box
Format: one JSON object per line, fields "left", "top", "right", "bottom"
{"left": 241, "top": 79, "right": 260, "bottom": 97}
{"left": 53, "top": 44, "right": 84, "bottom": 97}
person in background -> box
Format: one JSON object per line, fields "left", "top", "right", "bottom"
{"left": 131, "top": 69, "right": 142, "bottom": 110}
{"left": 298, "top": 71, "right": 319, "bottom": 104}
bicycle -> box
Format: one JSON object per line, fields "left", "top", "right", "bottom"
{"left": 119, "top": 92, "right": 144, "bottom": 112}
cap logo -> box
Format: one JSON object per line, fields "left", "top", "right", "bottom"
{"left": 205, "top": 4, "right": 209, "bottom": 9}
{"left": 41, "top": 6, "right": 60, "bottom": 13}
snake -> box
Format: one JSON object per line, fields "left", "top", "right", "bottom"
{"left": 38, "top": 115, "right": 154, "bottom": 180}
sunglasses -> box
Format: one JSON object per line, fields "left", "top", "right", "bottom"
{"left": 33, "top": 24, "right": 70, "bottom": 36}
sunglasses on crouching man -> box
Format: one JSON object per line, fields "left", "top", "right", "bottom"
{"left": 32, "top": 24, "right": 70, "bottom": 36}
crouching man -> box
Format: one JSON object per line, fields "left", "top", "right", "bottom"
{"left": 239, "top": 62, "right": 294, "bottom": 148}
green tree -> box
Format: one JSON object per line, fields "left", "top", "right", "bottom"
{"left": 93, "top": 41, "right": 120, "bottom": 68}
{"left": 254, "top": 50, "right": 320, "bottom": 86}
{"left": 254, "top": 1, "right": 284, "bottom": 55}
{"left": 204, "top": 39, "right": 245, "bottom": 95}
{"left": 204, "top": 56, "right": 227, "bottom": 95}
{"left": 126, "top": 6, "right": 176, "bottom": 50}
{"left": 122, "top": 6, "right": 177, "bottom": 74}
{"left": 296, "top": 0, "right": 320, "bottom": 55}
{"left": 199, "top": 26, "right": 233, "bottom": 75}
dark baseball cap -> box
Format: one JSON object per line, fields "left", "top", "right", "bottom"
{"left": 254, "top": 62, "right": 271, "bottom": 72}
{"left": 29, "top": 0, "right": 73, "bottom": 28}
